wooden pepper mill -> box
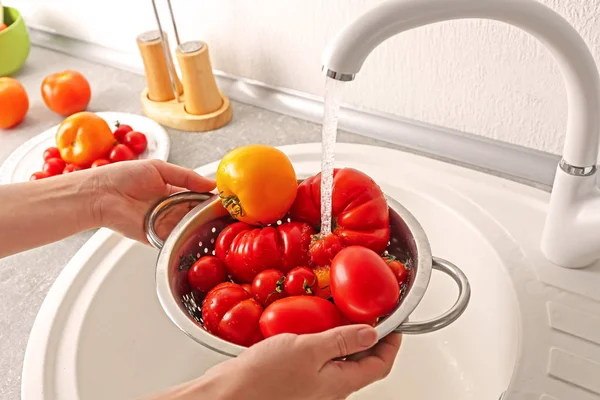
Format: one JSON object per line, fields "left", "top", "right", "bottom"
{"left": 137, "top": 0, "right": 232, "bottom": 132}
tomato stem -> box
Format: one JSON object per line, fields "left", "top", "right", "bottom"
{"left": 303, "top": 278, "right": 313, "bottom": 295}
{"left": 219, "top": 192, "right": 245, "bottom": 219}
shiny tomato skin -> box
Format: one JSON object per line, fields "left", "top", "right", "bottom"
{"left": 91, "top": 158, "right": 111, "bottom": 168}
{"left": 259, "top": 296, "right": 343, "bottom": 338}
{"left": 63, "top": 164, "right": 82, "bottom": 174}
{"left": 240, "top": 283, "right": 252, "bottom": 294}
{"left": 202, "top": 282, "right": 263, "bottom": 347}
{"left": 289, "top": 168, "right": 390, "bottom": 265}
{"left": 187, "top": 256, "right": 227, "bottom": 293}
{"left": 123, "top": 131, "right": 148, "bottom": 154}
{"left": 215, "top": 221, "right": 315, "bottom": 283}
{"left": 43, "top": 147, "right": 61, "bottom": 161}
{"left": 30, "top": 171, "right": 50, "bottom": 181}
{"left": 41, "top": 70, "right": 91, "bottom": 116}
{"left": 251, "top": 269, "right": 285, "bottom": 306}
{"left": 43, "top": 158, "right": 66, "bottom": 176}
{"left": 331, "top": 246, "right": 399, "bottom": 324}
{"left": 109, "top": 144, "right": 136, "bottom": 163}
{"left": 309, "top": 234, "right": 344, "bottom": 267}
{"left": 385, "top": 257, "right": 409, "bottom": 286}
{"left": 0, "top": 77, "right": 29, "bottom": 129}
{"left": 113, "top": 123, "right": 133, "bottom": 143}
{"left": 284, "top": 267, "right": 317, "bottom": 296}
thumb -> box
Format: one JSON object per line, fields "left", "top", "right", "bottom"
{"left": 304, "top": 325, "right": 378, "bottom": 362}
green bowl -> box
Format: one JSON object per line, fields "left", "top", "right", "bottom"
{"left": 0, "top": 6, "right": 31, "bottom": 76}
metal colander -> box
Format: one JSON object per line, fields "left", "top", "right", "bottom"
{"left": 145, "top": 188, "right": 470, "bottom": 358}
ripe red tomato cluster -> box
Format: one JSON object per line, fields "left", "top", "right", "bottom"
{"left": 182, "top": 167, "right": 411, "bottom": 348}
{"left": 29, "top": 120, "right": 148, "bottom": 181}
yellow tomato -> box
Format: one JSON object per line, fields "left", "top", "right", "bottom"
{"left": 216, "top": 145, "right": 298, "bottom": 225}
{"left": 55, "top": 112, "right": 115, "bottom": 167}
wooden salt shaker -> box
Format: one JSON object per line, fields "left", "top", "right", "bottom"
{"left": 136, "top": 30, "right": 183, "bottom": 102}
{"left": 176, "top": 41, "right": 223, "bottom": 115}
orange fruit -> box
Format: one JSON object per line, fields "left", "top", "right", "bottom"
{"left": 0, "top": 77, "right": 29, "bottom": 129}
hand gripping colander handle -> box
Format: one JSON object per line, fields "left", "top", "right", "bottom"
{"left": 394, "top": 257, "right": 471, "bottom": 334}
{"left": 144, "top": 191, "right": 214, "bottom": 249}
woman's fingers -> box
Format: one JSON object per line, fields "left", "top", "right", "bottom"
{"left": 321, "top": 333, "right": 402, "bottom": 393}
{"left": 303, "top": 325, "right": 378, "bottom": 363}
{"left": 151, "top": 159, "right": 216, "bottom": 193}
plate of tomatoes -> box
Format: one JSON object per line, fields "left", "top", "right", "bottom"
{"left": 145, "top": 144, "right": 452, "bottom": 356}
{"left": 0, "top": 111, "right": 170, "bottom": 184}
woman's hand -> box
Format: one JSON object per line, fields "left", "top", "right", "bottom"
{"left": 93, "top": 159, "right": 216, "bottom": 243}
{"left": 147, "top": 325, "right": 402, "bottom": 400}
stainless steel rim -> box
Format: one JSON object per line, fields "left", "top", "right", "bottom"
{"left": 144, "top": 191, "right": 213, "bottom": 249}
{"left": 393, "top": 257, "right": 471, "bottom": 334}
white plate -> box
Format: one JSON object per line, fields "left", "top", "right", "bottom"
{"left": 0, "top": 112, "right": 170, "bottom": 184}
{"left": 22, "top": 143, "right": 531, "bottom": 400}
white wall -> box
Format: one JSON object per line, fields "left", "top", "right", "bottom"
{"left": 12, "top": 0, "right": 600, "bottom": 155}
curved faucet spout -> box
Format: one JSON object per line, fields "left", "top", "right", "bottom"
{"left": 322, "top": 0, "right": 600, "bottom": 268}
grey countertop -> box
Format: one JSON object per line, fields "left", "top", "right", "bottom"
{"left": 0, "top": 46, "right": 403, "bottom": 399}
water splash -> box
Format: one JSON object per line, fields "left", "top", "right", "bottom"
{"left": 320, "top": 78, "right": 345, "bottom": 235}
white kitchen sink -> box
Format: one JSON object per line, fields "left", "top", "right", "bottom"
{"left": 22, "top": 143, "right": 600, "bottom": 400}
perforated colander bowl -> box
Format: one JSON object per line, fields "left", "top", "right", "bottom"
{"left": 145, "top": 188, "right": 470, "bottom": 358}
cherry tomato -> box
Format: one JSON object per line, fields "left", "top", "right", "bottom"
{"left": 30, "top": 171, "right": 50, "bottom": 181}
{"left": 0, "top": 77, "right": 29, "bottom": 129}
{"left": 284, "top": 267, "right": 317, "bottom": 296}
{"left": 309, "top": 234, "right": 343, "bottom": 266}
{"left": 43, "top": 158, "right": 66, "bottom": 176}
{"left": 56, "top": 112, "right": 115, "bottom": 167}
{"left": 41, "top": 70, "right": 91, "bottom": 116}
{"left": 63, "top": 164, "right": 82, "bottom": 174}
{"left": 216, "top": 144, "right": 298, "bottom": 225}
{"left": 0, "top": 23, "right": 7, "bottom": 32}
{"left": 312, "top": 264, "right": 332, "bottom": 299}
{"left": 187, "top": 256, "right": 227, "bottom": 293}
{"left": 331, "top": 246, "right": 399, "bottom": 324}
{"left": 252, "top": 269, "right": 285, "bottom": 306}
{"left": 289, "top": 168, "right": 390, "bottom": 265}
{"left": 259, "top": 296, "right": 343, "bottom": 338}
{"left": 123, "top": 131, "right": 148, "bottom": 154}
{"left": 215, "top": 221, "right": 315, "bottom": 283}
{"left": 113, "top": 122, "right": 133, "bottom": 143}
{"left": 109, "top": 144, "right": 136, "bottom": 163}
{"left": 43, "top": 147, "right": 61, "bottom": 161}
{"left": 240, "top": 283, "right": 252, "bottom": 294}
{"left": 202, "top": 282, "right": 264, "bottom": 347}
{"left": 91, "top": 158, "right": 111, "bottom": 168}
{"left": 384, "top": 255, "right": 409, "bottom": 286}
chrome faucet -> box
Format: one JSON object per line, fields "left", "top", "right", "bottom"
{"left": 321, "top": 0, "right": 600, "bottom": 269}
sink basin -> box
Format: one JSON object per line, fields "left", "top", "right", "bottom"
{"left": 27, "top": 143, "right": 599, "bottom": 400}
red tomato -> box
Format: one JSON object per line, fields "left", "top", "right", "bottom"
{"left": 91, "top": 158, "right": 111, "bottom": 168}
{"left": 259, "top": 296, "right": 343, "bottom": 338}
{"left": 113, "top": 122, "right": 133, "bottom": 143}
{"left": 384, "top": 255, "right": 409, "bottom": 286}
{"left": 284, "top": 267, "right": 317, "bottom": 296}
{"left": 251, "top": 269, "right": 285, "bottom": 306}
{"left": 215, "top": 221, "right": 315, "bottom": 283}
{"left": 43, "top": 147, "right": 61, "bottom": 161}
{"left": 202, "top": 282, "right": 264, "bottom": 347}
{"left": 187, "top": 256, "right": 227, "bottom": 293}
{"left": 63, "top": 164, "right": 82, "bottom": 174}
{"left": 331, "top": 246, "right": 399, "bottom": 324}
{"left": 43, "top": 158, "right": 66, "bottom": 176}
{"left": 41, "top": 70, "right": 91, "bottom": 116}
{"left": 123, "top": 131, "right": 148, "bottom": 154}
{"left": 30, "top": 171, "right": 50, "bottom": 181}
{"left": 240, "top": 283, "right": 252, "bottom": 294}
{"left": 289, "top": 168, "right": 390, "bottom": 265}
{"left": 109, "top": 144, "right": 136, "bottom": 163}
{"left": 309, "top": 234, "right": 343, "bottom": 266}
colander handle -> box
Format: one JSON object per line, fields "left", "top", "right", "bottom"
{"left": 144, "top": 191, "right": 214, "bottom": 249}
{"left": 393, "top": 257, "right": 471, "bottom": 334}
